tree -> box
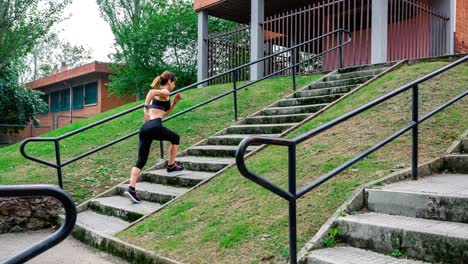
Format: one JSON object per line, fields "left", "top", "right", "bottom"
{"left": 97, "top": 0, "right": 236, "bottom": 99}
{"left": 0, "top": 0, "right": 70, "bottom": 128}
{"left": 19, "top": 31, "right": 93, "bottom": 83}
{"left": 0, "top": 63, "right": 47, "bottom": 132}
{"left": 0, "top": 0, "right": 71, "bottom": 72}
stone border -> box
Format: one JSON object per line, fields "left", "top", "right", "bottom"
{"left": 71, "top": 223, "right": 182, "bottom": 264}
{"left": 446, "top": 129, "right": 468, "bottom": 155}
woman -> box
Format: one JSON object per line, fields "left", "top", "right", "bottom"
{"left": 125, "top": 71, "right": 185, "bottom": 203}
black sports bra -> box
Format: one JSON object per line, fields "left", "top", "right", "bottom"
{"left": 149, "top": 97, "right": 171, "bottom": 111}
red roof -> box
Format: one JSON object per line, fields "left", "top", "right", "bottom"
{"left": 26, "top": 61, "right": 113, "bottom": 90}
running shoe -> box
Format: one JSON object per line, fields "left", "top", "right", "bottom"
{"left": 167, "top": 162, "right": 186, "bottom": 173}
{"left": 124, "top": 187, "right": 141, "bottom": 204}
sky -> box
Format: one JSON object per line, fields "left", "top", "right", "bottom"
{"left": 54, "top": 0, "right": 115, "bottom": 62}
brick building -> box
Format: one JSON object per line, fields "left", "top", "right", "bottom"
{"left": 456, "top": 0, "right": 468, "bottom": 53}
{"left": 0, "top": 61, "right": 135, "bottom": 145}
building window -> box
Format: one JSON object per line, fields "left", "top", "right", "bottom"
{"left": 49, "top": 82, "right": 98, "bottom": 113}
{"left": 85, "top": 82, "right": 98, "bottom": 105}
{"left": 40, "top": 93, "right": 49, "bottom": 114}
{"left": 51, "top": 91, "right": 60, "bottom": 112}
{"left": 73, "top": 86, "right": 84, "bottom": 109}
{"left": 60, "top": 89, "right": 70, "bottom": 111}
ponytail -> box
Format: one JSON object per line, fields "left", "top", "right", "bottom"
{"left": 150, "top": 71, "right": 177, "bottom": 89}
{"left": 150, "top": 76, "right": 162, "bottom": 89}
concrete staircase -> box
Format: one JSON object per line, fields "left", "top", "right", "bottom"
{"left": 306, "top": 143, "right": 468, "bottom": 263}
{"left": 70, "top": 64, "right": 391, "bottom": 250}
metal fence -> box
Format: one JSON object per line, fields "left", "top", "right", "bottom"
{"left": 388, "top": 0, "right": 449, "bottom": 61}
{"left": 207, "top": 26, "right": 251, "bottom": 84}
{"left": 207, "top": 0, "right": 449, "bottom": 84}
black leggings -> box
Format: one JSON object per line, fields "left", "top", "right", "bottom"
{"left": 135, "top": 118, "right": 180, "bottom": 169}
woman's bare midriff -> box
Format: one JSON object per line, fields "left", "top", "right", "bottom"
{"left": 149, "top": 108, "right": 166, "bottom": 119}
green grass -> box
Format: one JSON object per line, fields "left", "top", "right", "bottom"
{"left": 118, "top": 59, "right": 468, "bottom": 263}
{"left": 0, "top": 75, "right": 322, "bottom": 203}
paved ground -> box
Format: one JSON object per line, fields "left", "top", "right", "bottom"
{"left": 0, "top": 229, "right": 128, "bottom": 264}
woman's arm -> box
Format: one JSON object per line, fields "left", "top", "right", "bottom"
{"left": 163, "top": 93, "right": 182, "bottom": 117}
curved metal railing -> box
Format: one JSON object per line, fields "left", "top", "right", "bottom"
{"left": 235, "top": 55, "right": 468, "bottom": 264}
{"left": 0, "top": 185, "right": 77, "bottom": 264}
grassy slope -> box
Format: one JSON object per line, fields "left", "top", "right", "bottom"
{"left": 118, "top": 60, "right": 468, "bottom": 264}
{"left": 0, "top": 75, "right": 322, "bottom": 203}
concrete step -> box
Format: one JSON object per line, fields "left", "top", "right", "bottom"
{"left": 337, "top": 62, "right": 394, "bottom": 74}
{"left": 174, "top": 156, "right": 234, "bottom": 172}
{"left": 324, "top": 68, "right": 387, "bottom": 81}
{"left": 226, "top": 123, "right": 296, "bottom": 134}
{"left": 294, "top": 85, "right": 356, "bottom": 98}
{"left": 307, "top": 246, "right": 426, "bottom": 264}
{"left": 141, "top": 169, "right": 215, "bottom": 187}
{"left": 89, "top": 195, "right": 162, "bottom": 222}
{"left": 187, "top": 145, "right": 258, "bottom": 157}
{"left": 207, "top": 134, "right": 281, "bottom": 146}
{"left": 262, "top": 104, "right": 327, "bottom": 116}
{"left": 117, "top": 182, "right": 189, "bottom": 204}
{"left": 244, "top": 113, "right": 310, "bottom": 124}
{"left": 366, "top": 173, "right": 468, "bottom": 224}
{"left": 337, "top": 212, "right": 468, "bottom": 263}
{"left": 76, "top": 210, "right": 130, "bottom": 236}
{"left": 277, "top": 94, "right": 344, "bottom": 107}
{"left": 309, "top": 76, "right": 374, "bottom": 89}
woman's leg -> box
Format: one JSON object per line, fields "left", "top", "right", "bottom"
{"left": 160, "top": 126, "right": 183, "bottom": 170}
{"left": 125, "top": 129, "right": 153, "bottom": 203}
{"left": 129, "top": 167, "right": 141, "bottom": 188}
{"left": 168, "top": 144, "right": 179, "bottom": 166}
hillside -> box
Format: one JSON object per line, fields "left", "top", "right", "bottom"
{"left": 0, "top": 75, "right": 322, "bottom": 203}
{"left": 118, "top": 59, "right": 468, "bottom": 263}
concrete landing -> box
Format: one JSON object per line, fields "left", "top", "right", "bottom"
{"left": 0, "top": 229, "right": 127, "bottom": 264}
{"left": 308, "top": 246, "right": 426, "bottom": 264}
{"left": 377, "top": 173, "right": 468, "bottom": 196}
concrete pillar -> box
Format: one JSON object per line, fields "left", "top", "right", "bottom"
{"left": 197, "top": 11, "right": 208, "bottom": 86}
{"left": 371, "top": 0, "right": 388, "bottom": 64}
{"left": 250, "top": 0, "right": 264, "bottom": 81}
{"left": 433, "top": 0, "right": 455, "bottom": 55}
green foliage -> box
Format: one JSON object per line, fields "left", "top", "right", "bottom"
{"left": 390, "top": 249, "right": 404, "bottom": 258}
{"left": 323, "top": 226, "right": 340, "bottom": 247}
{"left": 97, "top": 0, "right": 236, "bottom": 98}
{"left": 20, "top": 31, "right": 93, "bottom": 82}
{"left": 0, "top": 64, "right": 47, "bottom": 131}
{"left": 0, "top": 0, "right": 71, "bottom": 71}
{"left": 0, "top": 0, "right": 70, "bottom": 129}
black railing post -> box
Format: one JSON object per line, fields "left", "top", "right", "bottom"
{"left": 233, "top": 70, "right": 238, "bottom": 121}
{"left": 291, "top": 49, "right": 297, "bottom": 91}
{"left": 412, "top": 85, "right": 419, "bottom": 180}
{"left": 54, "top": 140, "right": 63, "bottom": 189}
{"left": 338, "top": 30, "right": 344, "bottom": 69}
{"left": 288, "top": 145, "right": 297, "bottom": 264}
{"left": 160, "top": 141, "right": 164, "bottom": 160}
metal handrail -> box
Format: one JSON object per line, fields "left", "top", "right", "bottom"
{"left": 20, "top": 29, "right": 352, "bottom": 189}
{"left": 235, "top": 55, "right": 468, "bottom": 264}
{"left": 0, "top": 185, "right": 77, "bottom": 264}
